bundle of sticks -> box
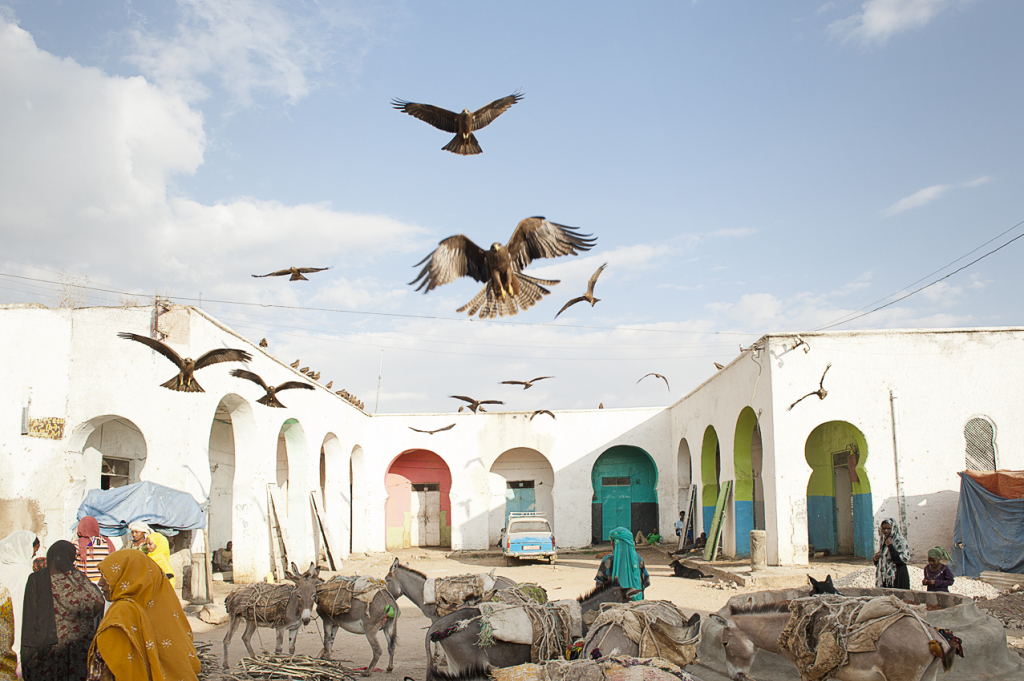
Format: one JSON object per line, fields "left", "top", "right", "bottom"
{"left": 219, "top": 654, "right": 359, "bottom": 680}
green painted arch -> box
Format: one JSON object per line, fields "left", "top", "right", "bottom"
{"left": 733, "top": 407, "right": 758, "bottom": 503}
{"left": 701, "top": 426, "right": 720, "bottom": 494}
{"left": 804, "top": 421, "right": 871, "bottom": 496}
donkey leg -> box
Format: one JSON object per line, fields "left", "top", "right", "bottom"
{"left": 363, "top": 622, "right": 383, "bottom": 676}
{"left": 222, "top": 614, "right": 244, "bottom": 668}
{"left": 383, "top": 612, "right": 398, "bottom": 671}
{"left": 320, "top": 622, "right": 336, "bottom": 659}
{"left": 287, "top": 623, "right": 300, "bottom": 655}
{"left": 240, "top": 620, "right": 258, "bottom": 659}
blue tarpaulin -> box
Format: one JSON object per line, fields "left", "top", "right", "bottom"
{"left": 951, "top": 472, "right": 1024, "bottom": 578}
{"left": 77, "top": 482, "right": 206, "bottom": 537}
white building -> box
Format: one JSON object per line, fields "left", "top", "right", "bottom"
{"left": 1, "top": 304, "right": 1020, "bottom": 582}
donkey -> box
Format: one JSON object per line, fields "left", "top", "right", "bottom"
{"left": 424, "top": 581, "right": 639, "bottom": 681}
{"left": 317, "top": 577, "right": 401, "bottom": 675}
{"left": 385, "top": 558, "right": 517, "bottom": 622}
{"left": 582, "top": 602, "right": 701, "bottom": 660}
{"left": 222, "top": 562, "right": 321, "bottom": 668}
{"left": 709, "top": 603, "right": 954, "bottom": 681}
{"left": 807, "top": 574, "right": 842, "bottom": 596}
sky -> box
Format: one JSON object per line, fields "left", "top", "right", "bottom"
{"left": 0, "top": 0, "right": 1022, "bottom": 414}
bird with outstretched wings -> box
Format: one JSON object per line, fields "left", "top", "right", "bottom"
{"left": 451, "top": 395, "right": 504, "bottom": 413}
{"left": 501, "top": 376, "right": 553, "bottom": 390}
{"left": 530, "top": 410, "right": 556, "bottom": 421}
{"left": 411, "top": 217, "right": 596, "bottom": 319}
{"left": 230, "top": 369, "right": 314, "bottom": 408}
{"left": 118, "top": 332, "right": 251, "bottom": 393}
{"left": 555, "top": 263, "right": 607, "bottom": 318}
{"left": 638, "top": 373, "right": 670, "bottom": 392}
{"left": 252, "top": 267, "right": 332, "bottom": 282}
{"left": 787, "top": 364, "right": 832, "bottom": 411}
{"left": 392, "top": 91, "right": 523, "bottom": 155}
{"left": 409, "top": 423, "right": 457, "bottom": 435}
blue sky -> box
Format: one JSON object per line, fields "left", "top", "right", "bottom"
{"left": 1, "top": 0, "right": 1021, "bottom": 413}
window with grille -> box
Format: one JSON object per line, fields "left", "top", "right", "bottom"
{"left": 964, "top": 418, "right": 997, "bottom": 471}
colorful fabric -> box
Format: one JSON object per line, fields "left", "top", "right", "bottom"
{"left": 923, "top": 563, "right": 955, "bottom": 592}
{"left": 595, "top": 554, "right": 650, "bottom": 594}
{"left": 0, "top": 530, "right": 37, "bottom": 656}
{"left": 145, "top": 534, "right": 174, "bottom": 588}
{"left": 0, "top": 585, "right": 15, "bottom": 680}
{"left": 602, "top": 528, "right": 646, "bottom": 600}
{"left": 75, "top": 518, "right": 113, "bottom": 585}
{"left": 927, "top": 546, "right": 952, "bottom": 562}
{"left": 874, "top": 518, "right": 910, "bottom": 589}
{"left": 21, "top": 541, "right": 104, "bottom": 681}
{"left": 86, "top": 550, "right": 199, "bottom": 681}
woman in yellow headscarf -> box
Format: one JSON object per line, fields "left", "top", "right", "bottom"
{"left": 87, "top": 550, "right": 199, "bottom": 681}
{"left": 144, "top": 533, "right": 174, "bottom": 588}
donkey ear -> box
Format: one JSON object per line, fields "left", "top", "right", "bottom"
{"left": 808, "top": 575, "right": 819, "bottom": 586}
{"left": 825, "top": 575, "right": 834, "bottom": 586}
{"left": 488, "top": 569, "right": 496, "bottom": 578}
{"left": 708, "top": 613, "right": 731, "bottom": 626}
{"left": 290, "top": 561, "right": 301, "bottom": 575}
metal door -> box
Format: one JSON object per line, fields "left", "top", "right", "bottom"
{"left": 834, "top": 464, "right": 854, "bottom": 555}
{"left": 505, "top": 481, "right": 536, "bottom": 523}
{"left": 601, "top": 479, "right": 631, "bottom": 540}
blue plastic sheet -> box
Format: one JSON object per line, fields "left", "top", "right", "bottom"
{"left": 951, "top": 472, "right": 1024, "bottom": 577}
{"left": 76, "top": 481, "right": 206, "bottom": 537}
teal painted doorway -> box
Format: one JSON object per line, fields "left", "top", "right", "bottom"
{"left": 591, "top": 446, "right": 659, "bottom": 542}
{"left": 601, "top": 481, "right": 631, "bottom": 534}
{"left": 505, "top": 480, "right": 536, "bottom": 523}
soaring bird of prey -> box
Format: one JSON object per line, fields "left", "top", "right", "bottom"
{"left": 555, "top": 263, "right": 607, "bottom": 319}
{"left": 230, "top": 369, "right": 314, "bottom": 409}
{"left": 787, "top": 364, "right": 832, "bottom": 412}
{"left": 530, "top": 410, "right": 555, "bottom": 421}
{"left": 638, "top": 373, "right": 670, "bottom": 392}
{"left": 409, "top": 423, "right": 457, "bottom": 435}
{"left": 451, "top": 395, "right": 504, "bottom": 414}
{"left": 252, "top": 266, "right": 332, "bottom": 282}
{"left": 290, "top": 360, "right": 300, "bottom": 368}
{"left": 118, "top": 332, "right": 251, "bottom": 393}
{"left": 501, "top": 376, "right": 553, "bottom": 390}
{"left": 411, "top": 217, "right": 596, "bottom": 319}
{"left": 392, "top": 91, "right": 524, "bottom": 155}
{"left": 259, "top": 338, "right": 268, "bottom": 348}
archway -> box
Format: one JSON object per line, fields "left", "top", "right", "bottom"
{"left": 317, "top": 433, "right": 344, "bottom": 564}
{"left": 733, "top": 408, "right": 764, "bottom": 557}
{"left": 591, "top": 446, "right": 658, "bottom": 542}
{"left": 274, "top": 419, "right": 308, "bottom": 566}
{"left": 385, "top": 450, "right": 452, "bottom": 549}
{"left": 488, "top": 448, "right": 555, "bottom": 546}
{"left": 700, "top": 426, "right": 721, "bottom": 534}
{"left": 74, "top": 416, "right": 148, "bottom": 491}
{"left": 676, "top": 439, "right": 693, "bottom": 543}
{"left": 350, "top": 445, "right": 367, "bottom": 554}
{"left": 207, "top": 395, "right": 255, "bottom": 565}
{"left": 805, "top": 421, "right": 872, "bottom": 557}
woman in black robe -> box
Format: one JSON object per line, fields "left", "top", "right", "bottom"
{"left": 20, "top": 541, "right": 103, "bottom": 681}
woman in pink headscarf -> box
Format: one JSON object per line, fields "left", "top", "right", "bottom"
{"left": 73, "top": 518, "right": 113, "bottom": 585}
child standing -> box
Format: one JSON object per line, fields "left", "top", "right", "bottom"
{"left": 923, "top": 546, "right": 955, "bottom": 592}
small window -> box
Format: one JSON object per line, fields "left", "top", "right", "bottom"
{"left": 101, "top": 457, "right": 131, "bottom": 490}
{"left": 412, "top": 482, "right": 440, "bottom": 492}
{"left": 602, "top": 477, "right": 631, "bottom": 486}
{"left": 964, "top": 417, "right": 997, "bottom": 471}
{"left": 507, "top": 480, "right": 535, "bottom": 489}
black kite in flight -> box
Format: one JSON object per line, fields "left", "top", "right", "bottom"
{"left": 230, "top": 369, "right": 314, "bottom": 408}
{"left": 392, "top": 91, "right": 523, "bottom": 155}
{"left": 787, "top": 364, "right": 832, "bottom": 412}
{"left": 118, "top": 332, "right": 251, "bottom": 393}
{"left": 252, "top": 267, "right": 331, "bottom": 282}
{"left": 555, "top": 262, "right": 607, "bottom": 318}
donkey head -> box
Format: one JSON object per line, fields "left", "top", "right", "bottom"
{"left": 284, "top": 561, "right": 321, "bottom": 626}
{"left": 808, "top": 574, "right": 841, "bottom": 596}
{"left": 709, "top": 613, "right": 758, "bottom": 681}
{"left": 385, "top": 557, "right": 403, "bottom": 598}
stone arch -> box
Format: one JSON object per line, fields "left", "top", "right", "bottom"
{"left": 385, "top": 450, "right": 452, "bottom": 549}
{"left": 487, "top": 448, "right": 555, "bottom": 546}
{"left": 700, "top": 425, "right": 721, "bottom": 533}
{"left": 350, "top": 445, "right": 368, "bottom": 554}
{"left": 805, "top": 421, "right": 873, "bottom": 558}
{"left": 207, "top": 394, "right": 256, "bottom": 569}
{"left": 676, "top": 438, "right": 693, "bottom": 542}
{"left": 591, "top": 446, "right": 658, "bottom": 542}
{"left": 318, "top": 433, "right": 345, "bottom": 561}
{"left": 69, "top": 415, "right": 149, "bottom": 492}
{"left": 733, "top": 407, "right": 764, "bottom": 557}
{"left": 274, "top": 418, "right": 309, "bottom": 566}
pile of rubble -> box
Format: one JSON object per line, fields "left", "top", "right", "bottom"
{"left": 834, "top": 566, "right": 1001, "bottom": 599}
{"left": 699, "top": 579, "right": 740, "bottom": 591}
{"left": 976, "top": 590, "right": 1024, "bottom": 629}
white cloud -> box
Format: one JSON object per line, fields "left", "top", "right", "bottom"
{"left": 882, "top": 176, "right": 991, "bottom": 216}
{"left": 829, "top": 0, "right": 966, "bottom": 44}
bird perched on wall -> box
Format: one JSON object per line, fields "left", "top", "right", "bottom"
{"left": 599, "top": 403, "right": 604, "bottom": 409}
{"left": 555, "top": 263, "right": 607, "bottom": 319}
{"left": 787, "top": 363, "right": 832, "bottom": 412}
{"left": 325, "top": 381, "right": 333, "bottom": 389}
{"left": 501, "top": 376, "right": 553, "bottom": 390}
{"left": 530, "top": 410, "right": 555, "bottom": 421}
{"left": 411, "top": 217, "right": 596, "bottom": 319}
{"left": 335, "top": 390, "right": 346, "bottom": 396}
{"left": 638, "top": 373, "right": 670, "bottom": 392}
{"left": 259, "top": 338, "right": 268, "bottom": 348}
{"left": 409, "top": 423, "right": 456, "bottom": 435}
{"left": 252, "top": 266, "right": 332, "bottom": 282}
{"left": 117, "top": 332, "right": 251, "bottom": 393}
{"left": 291, "top": 360, "right": 300, "bottom": 368}
{"left": 299, "top": 367, "right": 310, "bottom": 374}
{"left": 392, "top": 91, "right": 523, "bottom": 155}
{"left": 714, "top": 362, "right": 724, "bottom": 370}
{"left": 230, "top": 369, "right": 314, "bottom": 408}
{"left": 451, "top": 395, "right": 503, "bottom": 413}
{"left": 310, "top": 371, "right": 320, "bottom": 381}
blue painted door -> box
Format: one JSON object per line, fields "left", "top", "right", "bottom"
{"left": 601, "top": 483, "right": 631, "bottom": 540}
{"left": 505, "top": 483, "right": 536, "bottom": 524}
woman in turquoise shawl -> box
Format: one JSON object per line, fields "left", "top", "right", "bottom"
{"left": 594, "top": 527, "right": 649, "bottom": 600}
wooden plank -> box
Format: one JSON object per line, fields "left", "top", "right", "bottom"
{"left": 979, "top": 571, "right": 1024, "bottom": 589}
{"left": 309, "top": 493, "right": 337, "bottom": 571}
{"left": 676, "top": 485, "right": 697, "bottom": 552}
{"left": 703, "top": 480, "right": 733, "bottom": 562}
{"left": 266, "top": 484, "right": 289, "bottom": 580}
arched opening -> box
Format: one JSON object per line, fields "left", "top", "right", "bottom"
{"left": 207, "top": 395, "right": 255, "bottom": 573}
{"left": 677, "top": 439, "right": 693, "bottom": 543}
{"left": 591, "top": 446, "right": 658, "bottom": 542}
{"left": 700, "top": 426, "right": 720, "bottom": 534}
{"left": 385, "top": 450, "right": 452, "bottom": 549}
{"left": 74, "top": 416, "right": 148, "bottom": 491}
{"left": 317, "top": 433, "right": 344, "bottom": 563}
{"left": 273, "top": 418, "right": 308, "bottom": 567}
{"left": 805, "top": 421, "right": 872, "bottom": 558}
{"left": 964, "top": 417, "right": 997, "bottom": 471}
{"left": 350, "top": 445, "right": 367, "bottom": 554}
{"left": 733, "top": 408, "right": 764, "bottom": 557}
{"left": 488, "top": 448, "right": 555, "bottom": 546}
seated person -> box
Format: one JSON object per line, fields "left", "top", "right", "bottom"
{"left": 212, "top": 541, "right": 233, "bottom": 572}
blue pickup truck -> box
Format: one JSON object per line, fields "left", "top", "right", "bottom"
{"left": 500, "top": 512, "right": 556, "bottom": 565}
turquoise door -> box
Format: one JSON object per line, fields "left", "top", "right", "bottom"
{"left": 505, "top": 481, "right": 536, "bottom": 523}
{"left": 601, "top": 482, "right": 631, "bottom": 540}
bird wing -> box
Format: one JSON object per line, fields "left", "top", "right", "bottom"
{"left": 252, "top": 269, "right": 294, "bottom": 278}
{"left": 295, "top": 267, "right": 332, "bottom": 275}
{"left": 506, "top": 217, "right": 597, "bottom": 271}
{"left": 819, "top": 363, "right": 832, "bottom": 390}
{"left": 530, "top": 376, "right": 553, "bottom": 383}
{"left": 470, "top": 91, "right": 524, "bottom": 131}
{"left": 194, "top": 348, "right": 252, "bottom": 370}
{"left": 637, "top": 373, "right": 656, "bottom": 384}
{"left": 587, "top": 263, "right": 608, "bottom": 296}
{"left": 787, "top": 392, "right": 816, "bottom": 411}
{"left": 392, "top": 99, "right": 459, "bottom": 133}
{"left": 409, "top": 427, "right": 429, "bottom": 433}
{"left": 450, "top": 395, "right": 477, "bottom": 404}
{"left": 478, "top": 400, "right": 504, "bottom": 406}
{"left": 410, "top": 235, "right": 489, "bottom": 292}
{"left": 555, "top": 297, "right": 585, "bottom": 318}
{"left": 117, "top": 332, "right": 184, "bottom": 369}
{"left": 275, "top": 381, "right": 315, "bottom": 393}
{"left": 432, "top": 423, "right": 456, "bottom": 433}
{"left": 229, "top": 369, "right": 268, "bottom": 391}
{"left": 501, "top": 380, "right": 527, "bottom": 386}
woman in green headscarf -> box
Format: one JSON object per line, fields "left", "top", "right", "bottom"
{"left": 594, "top": 527, "right": 649, "bottom": 601}
{"left": 922, "top": 547, "right": 955, "bottom": 592}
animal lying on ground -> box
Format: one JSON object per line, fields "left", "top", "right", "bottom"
{"left": 317, "top": 575, "right": 401, "bottom": 675}
{"left": 668, "top": 560, "right": 711, "bottom": 579}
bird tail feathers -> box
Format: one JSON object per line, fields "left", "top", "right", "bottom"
{"left": 443, "top": 133, "right": 482, "bottom": 155}
{"left": 457, "top": 274, "right": 557, "bottom": 319}
{"left": 161, "top": 375, "right": 205, "bottom": 393}
{"left": 289, "top": 272, "right": 309, "bottom": 281}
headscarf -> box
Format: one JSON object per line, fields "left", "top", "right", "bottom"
{"left": 874, "top": 517, "right": 911, "bottom": 588}
{"left": 0, "top": 530, "right": 37, "bottom": 655}
{"left": 0, "top": 584, "right": 16, "bottom": 680}
{"left": 608, "top": 527, "right": 643, "bottom": 600}
{"left": 76, "top": 516, "right": 114, "bottom": 565}
{"left": 146, "top": 533, "right": 175, "bottom": 587}
{"left": 88, "top": 551, "right": 199, "bottom": 681}
{"left": 928, "top": 546, "right": 952, "bottom": 562}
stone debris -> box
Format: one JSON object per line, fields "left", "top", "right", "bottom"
{"left": 699, "top": 579, "right": 739, "bottom": 591}
{"left": 834, "top": 566, "right": 1001, "bottom": 599}
{"left": 976, "top": 591, "right": 1024, "bottom": 629}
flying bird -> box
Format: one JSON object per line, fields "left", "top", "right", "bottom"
{"left": 501, "top": 376, "right": 553, "bottom": 390}
{"left": 117, "top": 332, "right": 251, "bottom": 393}
{"left": 325, "top": 381, "right": 333, "bottom": 389}
{"left": 411, "top": 217, "right": 596, "bottom": 319}
{"left": 555, "top": 263, "right": 607, "bottom": 318}
{"left": 530, "top": 410, "right": 555, "bottom": 421}
{"left": 252, "top": 267, "right": 332, "bottom": 282}
{"left": 714, "top": 363, "right": 725, "bottom": 370}
{"left": 450, "top": 395, "right": 504, "bottom": 414}
{"left": 787, "top": 363, "right": 832, "bottom": 412}
{"left": 638, "top": 373, "right": 670, "bottom": 392}
{"left": 259, "top": 338, "right": 268, "bottom": 348}
{"left": 392, "top": 91, "right": 523, "bottom": 155}
{"left": 291, "top": 360, "right": 300, "bottom": 368}
{"left": 409, "top": 423, "right": 457, "bottom": 435}
{"left": 230, "top": 369, "right": 314, "bottom": 408}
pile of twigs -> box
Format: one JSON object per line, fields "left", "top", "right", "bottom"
{"left": 196, "top": 642, "right": 219, "bottom": 680}
{"left": 220, "top": 655, "right": 359, "bottom": 680}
